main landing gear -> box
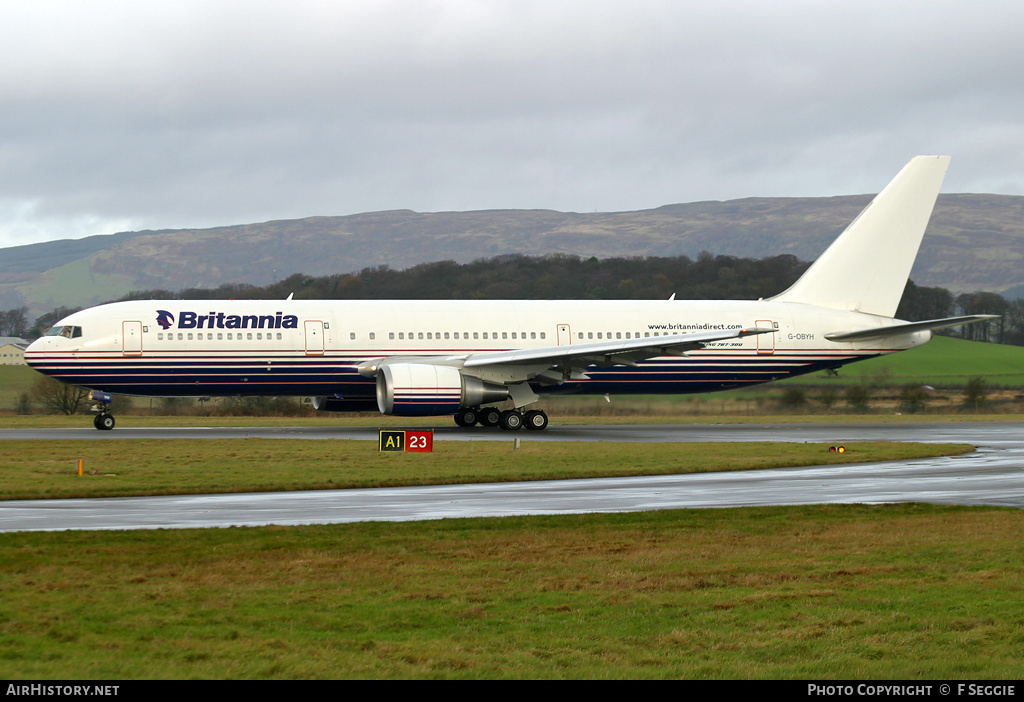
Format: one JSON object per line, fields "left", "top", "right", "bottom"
{"left": 453, "top": 407, "right": 549, "bottom": 431}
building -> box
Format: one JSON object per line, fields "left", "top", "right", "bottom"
{"left": 0, "top": 337, "right": 29, "bottom": 365}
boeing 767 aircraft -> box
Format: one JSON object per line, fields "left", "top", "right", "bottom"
{"left": 25, "top": 155, "right": 993, "bottom": 430}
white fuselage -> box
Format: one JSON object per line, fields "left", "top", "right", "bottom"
{"left": 25, "top": 298, "right": 929, "bottom": 408}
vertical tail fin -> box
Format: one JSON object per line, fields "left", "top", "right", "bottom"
{"left": 770, "top": 155, "right": 950, "bottom": 318}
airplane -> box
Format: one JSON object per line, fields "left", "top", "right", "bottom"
{"left": 25, "top": 155, "right": 995, "bottom": 431}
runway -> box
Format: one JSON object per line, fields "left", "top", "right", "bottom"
{"left": 1, "top": 421, "right": 1022, "bottom": 532}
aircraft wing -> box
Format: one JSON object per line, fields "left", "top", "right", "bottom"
{"left": 461, "top": 326, "right": 775, "bottom": 369}
{"left": 825, "top": 315, "right": 998, "bottom": 342}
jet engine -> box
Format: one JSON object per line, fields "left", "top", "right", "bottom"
{"left": 375, "top": 363, "right": 509, "bottom": 416}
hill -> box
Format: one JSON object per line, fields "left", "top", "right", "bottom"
{"left": 2, "top": 193, "right": 1022, "bottom": 317}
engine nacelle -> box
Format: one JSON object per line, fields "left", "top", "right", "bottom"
{"left": 376, "top": 363, "right": 509, "bottom": 416}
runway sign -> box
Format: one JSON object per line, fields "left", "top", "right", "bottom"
{"left": 379, "top": 429, "right": 433, "bottom": 453}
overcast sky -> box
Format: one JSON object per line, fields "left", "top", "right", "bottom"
{"left": 2, "top": 0, "right": 1023, "bottom": 248}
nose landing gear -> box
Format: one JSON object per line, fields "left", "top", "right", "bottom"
{"left": 90, "top": 390, "right": 116, "bottom": 430}
{"left": 93, "top": 412, "right": 115, "bottom": 430}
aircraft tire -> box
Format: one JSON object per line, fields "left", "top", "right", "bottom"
{"left": 523, "top": 409, "right": 549, "bottom": 431}
{"left": 454, "top": 408, "right": 479, "bottom": 427}
{"left": 95, "top": 413, "right": 115, "bottom": 431}
{"left": 499, "top": 410, "right": 523, "bottom": 431}
{"left": 480, "top": 407, "right": 502, "bottom": 427}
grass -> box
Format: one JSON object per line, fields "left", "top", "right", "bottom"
{"left": 0, "top": 504, "right": 1021, "bottom": 679}
{"left": 15, "top": 256, "right": 138, "bottom": 313}
{"left": 805, "top": 335, "right": 1024, "bottom": 386}
{"left": 0, "top": 439, "right": 974, "bottom": 500}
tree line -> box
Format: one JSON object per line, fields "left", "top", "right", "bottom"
{"left": 10, "top": 252, "right": 1023, "bottom": 344}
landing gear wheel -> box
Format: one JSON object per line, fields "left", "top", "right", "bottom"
{"left": 480, "top": 407, "right": 502, "bottom": 428}
{"left": 454, "top": 408, "right": 479, "bottom": 427}
{"left": 523, "top": 409, "right": 549, "bottom": 431}
{"left": 499, "top": 409, "right": 523, "bottom": 431}
{"left": 94, "top": 413, "right": 115, "bottom": 431}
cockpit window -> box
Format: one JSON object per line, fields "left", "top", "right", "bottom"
{"left": 45, "top": 325, "right": 83, "bottom": 339}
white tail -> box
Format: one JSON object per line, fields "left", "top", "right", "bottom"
{"left": 771, "top": 155, "right": 950, "bottom": 318}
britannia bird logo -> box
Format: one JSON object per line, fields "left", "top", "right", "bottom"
{"left": 155, "top": 310, "right": 175, "bottom": 330}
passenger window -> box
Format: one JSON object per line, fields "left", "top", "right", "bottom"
{"left": 369, "top": 332, "right": 375, "bottom": 340}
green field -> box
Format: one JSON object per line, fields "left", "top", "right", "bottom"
{"left": 0, "top": 365, "right": 36, "bottom": 410}
{"left": 1, "top": 504, "right": 1021, "bottom": 679}
{"left": 801, "top": 335, "right": 1024, "bottom": 386}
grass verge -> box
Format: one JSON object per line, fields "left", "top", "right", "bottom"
{"left": 0, "top": 440, "right": 974, "bottom": 501}
{"left": 0, "top": 504, "right": 1021, "bottom": 679}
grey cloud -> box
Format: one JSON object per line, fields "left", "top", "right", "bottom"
{"left": 2, "top": 1, "right": 1024, "bottom": 247}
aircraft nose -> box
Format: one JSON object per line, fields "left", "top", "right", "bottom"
{"left": 24, "top": 337, "right": 53, "bottom": 367}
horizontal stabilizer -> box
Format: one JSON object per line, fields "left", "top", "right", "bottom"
{"left": 825, "top": 315, "right": 998, "bottom": 342}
